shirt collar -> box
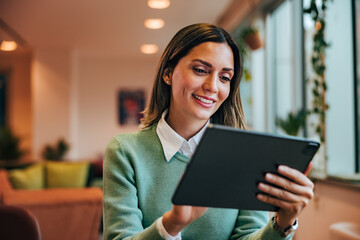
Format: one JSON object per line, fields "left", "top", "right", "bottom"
{"left": 156, "top": 109, "right": 209, "bottom": 162}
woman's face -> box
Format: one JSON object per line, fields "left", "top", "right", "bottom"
{"left": 165, "top": 41, "right": 234, "bottom": 125}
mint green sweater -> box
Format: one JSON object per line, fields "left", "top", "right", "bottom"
{"left": 103, "top": 124, "right": 293, "bottom": 240}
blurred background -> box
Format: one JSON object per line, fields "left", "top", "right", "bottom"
{"left": 0, "top": 0, "right": 359, "bottom": 239}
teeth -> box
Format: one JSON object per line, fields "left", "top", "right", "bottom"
{"left": 193, "top": 95, "right": 214, "bottom": 104}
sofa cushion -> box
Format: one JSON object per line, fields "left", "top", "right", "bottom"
{"left": 46, "top": 161, "right": 89, "bottom": 188}
{"left": 8, "top": 164, "right": 45, "bottom": 190}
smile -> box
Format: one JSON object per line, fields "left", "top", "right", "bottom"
{"left": 192, "top": 94, "right": 215, "bottom": 104}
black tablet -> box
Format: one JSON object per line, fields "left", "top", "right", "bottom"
{"left": 172, "top": 124, "right": 320, "bottom": 211}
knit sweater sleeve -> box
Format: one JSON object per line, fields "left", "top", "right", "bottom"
{"left": 103, "top": 136, "right": 165, "bottom": 240}
{"left": 230, "top": 210, "right": 293, "bottom": 240}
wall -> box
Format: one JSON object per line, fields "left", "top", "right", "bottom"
{"left": 0, "top": 50, "right": 32, "bottom": 159}
{"left": 0, "top": 43, "right": 159, "bottom": 161}
{"left": 295, "top": 181, "right": 360, "bottom": 240}
{"left": 72, "top": 54, "right": 158, "bottom": 159}
{"left": 31, "top": 49, "right": 72, "bottom": 160}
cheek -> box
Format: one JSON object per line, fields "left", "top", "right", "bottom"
{"left": 172, "top": 70, "right": 197, "bottom": 92}
{"left": 219, "top": 84, "right": 231, "bottom": 102}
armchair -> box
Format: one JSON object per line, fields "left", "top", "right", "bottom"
{"left": 0, "top": 169, "right": 103, "bottom": 240}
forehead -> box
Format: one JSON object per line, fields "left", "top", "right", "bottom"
{"left": 182, "top": 42, "right": 234, "bottom": 67}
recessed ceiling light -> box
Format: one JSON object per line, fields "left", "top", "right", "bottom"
{"left": 147, "top": 0, "right": 170, "bottom": 9}
{"left": 141, "top": 44, "right": 159, "bottom": 54}
{"left": 144, "top": 19, "right": 165, "bottom": 29}
{"left": 0, "top": 41, "right": 17, "bottom": 51}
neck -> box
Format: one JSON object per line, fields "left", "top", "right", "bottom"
{"left": 166, "top": 110, "right": 208, "bottom": 141}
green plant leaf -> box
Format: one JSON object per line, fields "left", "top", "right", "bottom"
{"left": 275, "top": 110, "right": 306, "bottom": 136}
{"left": 42, "top": 138, "right": 70, "bottom": 161}
{"left": 0, "top": 127, "right": 26, "bottom": 160}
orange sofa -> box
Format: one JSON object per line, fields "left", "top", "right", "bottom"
{"left": 0, "top": 169, "right": 103, "bottom": 240}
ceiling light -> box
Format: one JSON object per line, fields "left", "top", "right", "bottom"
{"left": 144, "top": 19, "right": 165, "bottom": 29}
{"left": 0, "top": 19, "right": 26, "bottom": 51}
{"left": 141, "top": 44, "right": 159, "bottom": 54}
{"left": 147, "top": 0, "right": 170, "bottom": 9}
{"left": 0, "top": 40, "right": 17, "bottom": 51}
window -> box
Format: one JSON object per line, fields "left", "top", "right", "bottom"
{"left": 235, "top": 0, "right": 359, "bottom": 176}
{"left": 303, "top": 0, "right": 356, "bottom": 175}
{"left": 265, "top": 0, "right": 304, "bottom": 136}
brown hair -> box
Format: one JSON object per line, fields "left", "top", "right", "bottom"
{"left": 141, "top": 23, "right": 247, "bottom": 129}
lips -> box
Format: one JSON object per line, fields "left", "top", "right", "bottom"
{"left": 192, "top": 94, "right": 216, "bottom": 104}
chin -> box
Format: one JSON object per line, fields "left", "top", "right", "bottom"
{"left": 192, "top": 109, "right": 215, "bottom": 121}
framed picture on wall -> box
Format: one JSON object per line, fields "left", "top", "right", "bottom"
{"left": 118, "top": 89, "right": 145, "bottom": 125}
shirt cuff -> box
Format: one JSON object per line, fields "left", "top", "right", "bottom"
{"left": 156, "top": 217, "right": 182, "bottom": 240}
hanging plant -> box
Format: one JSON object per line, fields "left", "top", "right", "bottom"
{"left": 241, "top": 27, "right": 262, "bottom": 51}
{"left": 234, "top": 32, "right": 252, "bottom": 82}
{"left": 303, "top": 0, "right": 331, "bottom": 144}
{"left": 303, "top": 0, "right": 331, "bottom": 177}
{"left": 234, "top": 25, "right": 262, "bottom": 83}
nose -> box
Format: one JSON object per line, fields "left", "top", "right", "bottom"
{"left": 203, "top": 74, "right": 218, "bottom": 93}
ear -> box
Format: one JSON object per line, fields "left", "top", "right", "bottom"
{"left": 163, "top": 67, "right": 172, "bottom": 85}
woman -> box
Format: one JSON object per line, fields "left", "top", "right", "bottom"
{"left": 103, "top": 23, "right": 314, "bottom": 240}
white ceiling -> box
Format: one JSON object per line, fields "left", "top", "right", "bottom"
{"left": 0, "top": 0, "right": 233, "bottom": 58}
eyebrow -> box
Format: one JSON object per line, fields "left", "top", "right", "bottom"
{"left": 192, "top": 59, "right": 234, "bottom": 72}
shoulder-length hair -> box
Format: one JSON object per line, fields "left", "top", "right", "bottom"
{"left": 141, "top": 23, "right": 247, "bottom": 129}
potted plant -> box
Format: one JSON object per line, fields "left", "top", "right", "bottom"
{"left": 234, "top": 32, "right": 253, "bottom": 82}
{"left": 0, "top": 126, "right": 25, "bottom": 161}
{"left": 276, "top": 110, "right": 306, "bottom": 136}
{"left": 42, "top": 138, "right": 70, "bottom": 161}
{"left": 241, "top": 27, "right": 262, "bottom": 51}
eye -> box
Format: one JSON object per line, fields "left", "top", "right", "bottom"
{"left": 193, "top": 67, "right": 208, "bottom": 74}
{"left": 219, "top": 75, "right": 231, "bottom": 82}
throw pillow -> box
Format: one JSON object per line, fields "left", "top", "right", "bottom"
{"left": 46, "top": 161, "right": 89, "bottom": 188}
{"left": 8, "top": 163, "right": 45, "bottom": 189}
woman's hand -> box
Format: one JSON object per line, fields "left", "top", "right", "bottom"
{"left": 162, "top": 205, "right": 208, "bottom": 236}
{"left": 257, "top": 164, "right": 314, "bottom": 227}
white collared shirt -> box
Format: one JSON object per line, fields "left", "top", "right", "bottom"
{"left": 155, "top": 109, "right": 209, "bottom": 239}
{"left": 156, "top": 109, "right": 209, "bottom": 161}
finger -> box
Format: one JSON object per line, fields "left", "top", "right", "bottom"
{"left": 304, "top": 162, "right": 312, "bottom": 176}
{"left": 257, "top": 193, "right": 294, "bottom": 209}
{"left": 257, "top": 193, "right": 309, "bottom": 212}
{"left": 258, "top": 182, "right": 298, "bottom": 202}
{"left": 277, "top": 165, "right": 314, "bottom": 187}
{"left": 264, "top": 173, "right": 314, "bottom": 199}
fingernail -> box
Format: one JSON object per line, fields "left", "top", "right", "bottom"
{"left": 257, "top": 194, "right": 264, "bottom": 200}
{"left": 278, "top": 165, "right": 286, "bottom": 171}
